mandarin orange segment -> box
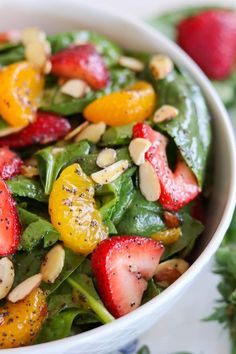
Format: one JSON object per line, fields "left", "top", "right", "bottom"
{"left": 0, "top": 61, "right": 44, "bottom": 127}
{"left": 0, "top": 288, "right": 47, "bottom": 348}
{"left": 49, "top": 163, "right": 108, "bottom": 254}
{"left": 83, "top": 81, "right": 156, "bottom": 126}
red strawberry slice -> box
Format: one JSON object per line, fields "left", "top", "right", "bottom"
{"left": 0, "top": 179, "right": 21, "bottom": 255}
{"left": 50, "top": 44, "right": 109, "bottom": 90}
{"left": 177, "top": 10, "right": 236, "bottom": 80}
{"left": 0, "top": 147, "right": 23, "bottom": 180}
{"left": 0, "top": 111, "right": 71, "bottom": 148}
{"left": 133, "top": 123, "right": 200, "bottom": 211}
{"left": 91, "top": 236, "right": 164, "bottom": 318}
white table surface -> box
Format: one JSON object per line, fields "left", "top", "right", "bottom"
{"left": 78, "top": 1, "right": 235, "bottom": 353}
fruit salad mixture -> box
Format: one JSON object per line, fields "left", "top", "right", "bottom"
{"left": 0, "top": 27, "right": 211, "bottom": 348}
{"left": 149, "top": 7, "right": 236, "bottom": 107}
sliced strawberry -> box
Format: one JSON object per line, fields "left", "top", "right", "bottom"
{"left": 0, "top": 147, "right": 23, "bottom": 180}
{"left": 50, "top": 44, "right": 109, "bottom": 90}
{"left": 133, "top": 123, "right": 200, "bottom": 211}
{"left": 0, "top": 179, "right": 21, "bottom": 255}
{"left": 91, "top": 236, "right": 164, "bottom": 318}
{"left": 0, "top": 111, "right": 71, "bottom": 148}
{"left": 177, "top": 10, "right": 236, "bottom": 80}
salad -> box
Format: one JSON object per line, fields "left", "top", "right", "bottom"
{"left": 0, "top": 27, "right": 211, "bottom": 348}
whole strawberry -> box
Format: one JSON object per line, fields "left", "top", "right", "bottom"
{"left": 177, "top": 10, "right": 236, "bottom": 80}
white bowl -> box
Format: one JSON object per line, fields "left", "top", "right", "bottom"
{"left": 1, "top": 1, "right": 235, "bottom": 353}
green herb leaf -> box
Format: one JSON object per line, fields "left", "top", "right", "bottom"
{"left": 7, "top": 175, "right": 47, "bottom": 203}
{"left": 35, "top": 141, "right": 90, "bottom": 194}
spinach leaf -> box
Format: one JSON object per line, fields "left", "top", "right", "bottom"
{"left": 13, "top": 248, "right": 46, "bottom": 286}
{"left": 101, "top": 123, "right": 134, "bottom": 146}
{"left": 116, "top": 191, "right": 165, "bottom": 236}
{"left": 48, "top": 30, "right": 122, "bottom": 67}
{"left": 7, "top": 175, "right": 47, "bottom": 203}
{"left": 41, "top": 68, "right": 135, "bottom": 116}
{"left": 0, "top": 118, "right": 8, "bottom": 129}
{"left": 36, "top": 309, "right": 82, "bottom": 343}
{"left": 163, "top": 213, "right": 204, "bottom": 260}
{"left": 0, "top": 45, "right": 24, "bottom": 66}
{"left": 18, "top": 207, "right": 59, "bottom": 251}
{"left": 154, "top": 72, "right": 211, "bottom": 186}
{"left": 42, "top": 248, "right": 85, "bottom": 295}
{"left": 35, "top": 140, "right": 90, "bottom": 194}
{"left": 68, "top": 274, "right": 114, "bottom": 324}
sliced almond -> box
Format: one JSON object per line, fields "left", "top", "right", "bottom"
{"left": 0, "top": 126, "right": 24, "bottom": 138}
{"left": 22, "top": 27, "right": 51, "bottom": 69}
{"left": 60, "top": 79, "right": 90, "bottom": 98}
{"left": 128, "top": 138, "right": 151, "bottom": 166}
{"left": 75, "top": 122, "right": 106, "bottom": 144}
{"left": 155, "top": 259, "right": 189, "bottom": 288}
{"left": 41, "top": 244, "right": 65, "bottom": 284}
{"left": 118, "top": 55, "right": 144, "bottom": 72}
{"left": 91, "top": 160, "right": 129, "bottom": 184}
{"left": 0, "top": 258, "right": 15, "bottom": 300}
{"left": 153, "top": 105, "right": 179, "bottom": 123}
{"left": 149, "top": 54, "right": 173, "bottom": 80}
{"left": 64, "top": 121, "right": 89, "bottom": 141}
{"left": 96, "top": 148, "right": 117, "bottom": 168}
{"left": 20, "top": 165, "right": 39, "bottom": 178}
{"left": 7, "top": 273, "right": 42, "bottom": 303}
{"left": 139, "top": 161, "right": 160, "bottom": 201}
{"left": 44, "top": 60, "right": 52, "bottom": 74}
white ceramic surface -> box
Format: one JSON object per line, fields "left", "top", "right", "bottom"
{"left": 0, "top": 1, "right": 235, "bottom": 353}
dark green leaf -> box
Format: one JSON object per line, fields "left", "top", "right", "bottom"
{"left": 0, "top": 118, "right": 8, "bottom": 129}
{"left": 137, "top": 345, "right": 151, "bottom": 354}
{"left": 35, "top": 140, "right": 90, "bottom": 194}
{"left": 36, "top": 309, "right": 82, "bottom": 343}
{"left": 154, "top": 72, "right": 211, "bottom": 186}
{"left": 116, "top": 191, "right": 165, "bottom": 236}
{"left": 7, "top": 175, "right": 47, "bottom": 202}
{"left": 101, "top": 123, "right": 134, "bottom": 146}
{"left": 142, "top": 279, "right": 161, "bottom": 304}
{"left": 17, "top": 207, "right": 59, "bottom": 251}
{"left": 0, "top": 45, "right": 24, "bottom": 66}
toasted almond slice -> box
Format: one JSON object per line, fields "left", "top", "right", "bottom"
{"left": 60, "top": 79, "right": 90, "bottom": 98}
{"left": 44, "top": 60, "right": 52, "bottom": 74}
{"left": 8, "top": 273, "right": 42, "bottom": 303}
{"left": 128, "top": 138, "right": 151, "bottom": 166}
{"left": 153, "top": 105, "right": 179, "bottom": 123}
{"left": 139, "top": 161, "right": 160, "bottom": 201}
{"left": 0, "top": 258, "right": 15, "bottom": 300}
{"left": 155, "top": 259, "right": 189, "bottom": 288}
{"left": 91, "top": 160, "right": 129, "bottom": 184}
{"left": 75, "top": 122, "right": 106, "bottom": 144}
{"left": 41, "top": 244, "right": 65, "bottom": 284}
{"left": 22, "top": 27, "right": 51, "bottom": 69}
{"left": 0, "top": 126, "right": 24, "bottom": 138}
{"left": 64, "top": 121, "right": 89, "bottom": 141}
{"left": 96, "top": 148, "right": 117, "bottom": 168}
{"left": 21, "top": 27, "right": 46, "bottom": 45}
{"left": 118, "top": 56, "right": 144, "bottom": 72}
{"left": 149, "top": 54, "right": 173, "bottom": 80}
{"left": 21, "top": 165, "right": 39, "bottom": 178}
{"left": 24, "top": 42, "right": 47, "bottom": 68}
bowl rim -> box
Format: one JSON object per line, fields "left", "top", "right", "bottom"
{"left": 1, "top": 1, "right": 236, "bottom": 352}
